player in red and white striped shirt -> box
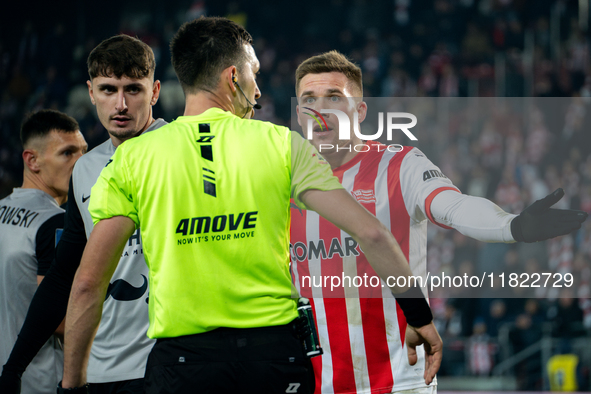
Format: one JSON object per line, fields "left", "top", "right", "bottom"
{"left": 290, "top": 51, "right": 587, "bottom": 394}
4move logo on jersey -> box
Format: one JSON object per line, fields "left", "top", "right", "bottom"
{"left": 176, "top": 211, "right": 258, "bottom": 244}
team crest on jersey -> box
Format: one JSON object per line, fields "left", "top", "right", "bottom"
{"left": 312, "top": 152, "right": 328, "bottom": 165}
{"left": 352, "top": 189, "right": 376, "bottom": 204}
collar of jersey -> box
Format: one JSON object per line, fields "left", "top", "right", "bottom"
{"left": 332, "top": 140, "right": 383, "bottom": 174}
{"left": 12, "top": 188, "right": 60, "bottom": 207}
{"left": 176, "top": 107, "right": 234, "bottom": 122}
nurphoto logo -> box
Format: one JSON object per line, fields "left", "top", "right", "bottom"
{"left": 302, "top": 107, "right": 418, "bottom": 153}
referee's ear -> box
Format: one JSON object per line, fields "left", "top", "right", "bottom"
{"left": 224, "top": 66, "right": 238, "bottom": 93}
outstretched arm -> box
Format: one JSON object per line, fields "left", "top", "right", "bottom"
{"left": 431, "top": 188, "right": 588, "bottom": 243}
{"left": 61, "top": 216, "right": 135, "bottom": 389}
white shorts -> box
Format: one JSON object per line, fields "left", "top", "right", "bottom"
{"left": 395, "top": 385, "right": 437, "bottom": 394}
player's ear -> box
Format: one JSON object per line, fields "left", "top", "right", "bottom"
{"left": 87, "top": 80, "right": 96, "bottom": 105}
{"left": 23, "top": 149, "right": 40, "bottom": 173}
{"left": 357, "top": 101, "right": 368, "bottom": 124}
{"left": 150, "top": 80, "right": 161, "bottom": 106}
{"left": 296, "top": 104, "right": 302, "bottom": 127}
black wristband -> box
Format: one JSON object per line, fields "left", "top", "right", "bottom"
{"left": 394, "top": 286, "right": 433, "bottom": 327}
{"left": 57, "top": 381, "right": 89, "bottom": 394}
{"left": 510, "top": 216, "right": 524, "bottom": 242}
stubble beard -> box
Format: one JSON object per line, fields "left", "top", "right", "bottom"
{"left": 108, "top": 127, "right": 143, "bottom": 142}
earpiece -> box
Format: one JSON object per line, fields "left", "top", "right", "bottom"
{"left": 233, "top": 76, "right": 262, "bottom": 111}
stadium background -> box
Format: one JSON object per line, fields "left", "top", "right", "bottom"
{"left": 1, "top": 0, "right": 590, "bottom": 390}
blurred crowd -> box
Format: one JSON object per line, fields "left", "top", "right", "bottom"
{"left": 1, "top": 0, "right": 590, "bottom": 389}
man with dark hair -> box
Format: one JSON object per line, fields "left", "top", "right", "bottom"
{"left": 87, "top": 35, "right": 156, "bottom": 81}
{"left": 0, "top": 34, "right": 164, "bottom": 394}
{"left": 0, "top": 109, "right": 86, "bottom": 394}
{"left": 170, "top": 16, "right": 251, "bottom": 94}
{"left": 60, "top": 17, "right": 441, "bottom": 394}
{"left": 291, "top": 50, "right": 588, "bottom": 394}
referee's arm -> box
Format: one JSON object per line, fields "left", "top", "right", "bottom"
{"left": 61, "top": 216, "right": 135, "bottom": 389}
{"left": 299, "top": 187, "right": 442, "bottom": 384}
{"left": 300, "top": 188, "right": 413, "bottom": 291}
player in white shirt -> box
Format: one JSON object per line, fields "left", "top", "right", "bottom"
{"left": 0, "top": 35, "right": 163, "bottom": 394}
{"left": 0, "top": 110, "right": 87, "bottom": 394}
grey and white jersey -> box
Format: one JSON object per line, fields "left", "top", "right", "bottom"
{"left": 0, "top": 188, "right": 64, "bottom": 394}
{"left": 71, "top": 118, "right": 167, "bottom": 383}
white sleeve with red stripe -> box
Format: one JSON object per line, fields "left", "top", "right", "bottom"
{"left": 430, "top": 190, "right": 517, "bottom": 242}
{"left": 399, "top": 147, "right": 460, "bottom": 228}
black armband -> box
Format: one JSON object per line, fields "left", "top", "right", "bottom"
{"left": 394, "top": 286, "right": 433, "bottom": 328}
{"left": 57, "top": 381, "right": 89, "bottom": 393}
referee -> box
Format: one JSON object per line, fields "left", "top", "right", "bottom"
{"left": 61, "top": 17, "right": 442, "bottom": 394}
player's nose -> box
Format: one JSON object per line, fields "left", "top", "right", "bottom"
{"left": 115, "top": 91, "right": 127, "bottom": 112}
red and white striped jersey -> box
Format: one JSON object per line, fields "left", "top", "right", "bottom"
{"left": 290, "top": 141, "right": 459, "bottom": 394}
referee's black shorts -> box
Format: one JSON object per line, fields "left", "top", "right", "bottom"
{"left": 144, "top": 321, "right": 315, "bottom": 394}
{"left": 88, "top": 378, "right": 144, "bottom": 394}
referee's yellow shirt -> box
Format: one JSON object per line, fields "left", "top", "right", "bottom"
{"left": 90, "top": 108, "right": 342, "bottom": 339}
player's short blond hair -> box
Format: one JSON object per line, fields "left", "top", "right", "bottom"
{"left": 295, "top": 50, "right": 363, "bottom": 96}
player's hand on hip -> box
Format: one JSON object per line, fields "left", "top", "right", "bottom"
{"left": 511, "top": 188, "right": 588, "bottom": 243}
{"left": 405, "top": 322, "right": 442, "bottom": 385}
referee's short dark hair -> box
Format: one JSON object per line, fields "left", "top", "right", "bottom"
{"left": 20, "top": 109, "right": 80, "bottom": 149}
{"left": 88, "top": 34, "right": 156, "bottom": 80}
{"left": 170, "top": 16, "right": 253, "bottom": 95}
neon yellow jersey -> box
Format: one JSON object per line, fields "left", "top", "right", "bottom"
{"left": 90, "top": 108, "right": 342, "bottom": 338}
